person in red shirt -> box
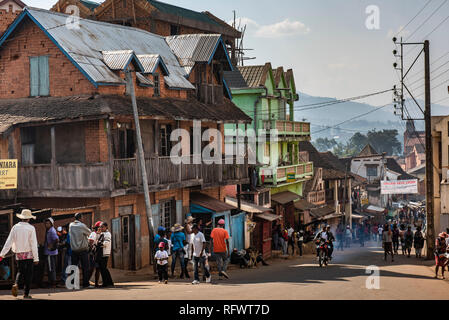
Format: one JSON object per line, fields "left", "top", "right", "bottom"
{"left": 210, "top": 219, "right": 230, "bottom": 280}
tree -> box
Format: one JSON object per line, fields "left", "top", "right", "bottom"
{"left": 313, "top": 137, "right": 338, "bottom": 152}
{"left": 366, "top": 129, "right": 402, "bottom": 155}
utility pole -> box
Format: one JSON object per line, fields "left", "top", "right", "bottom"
{"left": 392, "top": 38, "right": 434, "bottom": 259}
{"left": 126, "top": 69, "right": 155, "bottom": 265}
{"left": 423, "top": 40, "right": 435, "bottom": 259}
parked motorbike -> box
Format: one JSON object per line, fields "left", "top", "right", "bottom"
{"left": 316, "top": 239, "right": 330, "bottom": 267}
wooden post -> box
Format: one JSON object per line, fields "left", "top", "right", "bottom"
{"left": 154, "top": 120, "right": 160, "bottom": 186}
{"left": 177, "top": 120, "right": 182, "bottom": 183}
{"left": 106, "top": 120, "right": 114, "bottom": 192}
{"left": 50, "top": 126, "right": 57, "bottom": 190}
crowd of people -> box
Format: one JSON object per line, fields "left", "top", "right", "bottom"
{"left": 272, "top": 223, "right": 306, "bottom": 256}
{"left": 0, "top": 209, "right": 114, "bottom": 298}
{"left": 380, "top": 222, "right": 425, "bottom": 263}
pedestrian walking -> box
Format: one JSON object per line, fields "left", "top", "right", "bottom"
{"left": 170, "top": 223, "right": 187, "bottom": 279}
{"left": 345, "top": 226, "right": 352, "bottom": 248}
{"left": 392, "top": 224, "right": 400, "bottom": 254}
{"left": 88, "top": 221, "right": 101, "bottom": 287}
{"left": 404, "top": 226, "right": 414, "bottom": 258}
{"left": 184, "top": 216, "right": 195, "bottom": 279}
{"left": 287, "top": 224, "right": 295, "bottom": 255}
{"left": 0, "top": 209, "right": 39, "bottom": 299}
{"left": 43, "top": 217, "right": 59, "bottom": 288}
{"left": 96, "top": 222, "right": 114, "bottom": 287}
{"left": 210, "top": 219, "right": 230, "bottom": 280}
{"left": 57, "top": 225, "right": 71, "bottom": 287}
{"left": 358, "top": 224, "right": 365, "bottom": 247}
{"left": 377, "top": 225, "right": 383, "bottom": 243}
{"left": 190, "top": 224, "right": 211, "bottom": 284}
{"left": 296, "top": 229, "right": 304, "bottom": 256}
{"left": 399, "top": 224, "right": 406, "bottom": 255}
{"left": 155, "top": 242, "right": 169, "bottom": 284}
{"left": 382, "top": 224, "right": 394, "bottom": 262}
{"left": 414, "top": 226, "right": 424, "bottom": 258}
{"left": 336, "top": 225, "right": 344, "bottom": 251}
{"left": 272, "top": 224, "right": 279, "bottom": 250}
{"left": 280, "top": 227, "right": 288, "bottom": 255}
{"left": 434, "top": 232, "right": 448, "bottom": 279}
{"left": 69, "top": 213, "right": 93, "bottom": 289}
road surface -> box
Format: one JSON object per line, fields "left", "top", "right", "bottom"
{"left": 1, "top": 240, "right": 448, "bottom": 300}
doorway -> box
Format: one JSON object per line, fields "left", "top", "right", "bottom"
{"left": 111, "top": 214, "right": 141, "bottom": 270}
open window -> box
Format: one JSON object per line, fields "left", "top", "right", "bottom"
{"left": 112, "top": 124, "right": 136, "bottom": 159}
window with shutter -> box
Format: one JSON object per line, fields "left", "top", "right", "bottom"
{"left": 30, "top": 56, "right": 49, "bottom": 97}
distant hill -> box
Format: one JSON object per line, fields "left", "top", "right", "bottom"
{"left": 295, "top": 92, "right": 449, "bottom": 143}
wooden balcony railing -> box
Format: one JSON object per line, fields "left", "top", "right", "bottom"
{"left": 308, "top": 189, "right": 326, "bottom": 204}
{"left": 262, "top": 120, "right": 311, "bottom": 136}
{"left": 260, "top": 161, "right": 313, "bottom": 186}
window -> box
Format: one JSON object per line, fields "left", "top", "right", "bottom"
{"left": 122, "top": 216, "right": 129, "bottom": 244}
{"left": 160, "top": 199, "right": 176, "bottom": 230}
{"left": 30, "top": 56, "right": 49, "bottom": 97}
{"left": 366, "top": 165, "right": 378, "bottom": 177}
{"left": 170, "top": 25, "right": 180, "bottom": 36}
{"left": 153, "top": 73, "right": 160, "bottom": 97}
{"left": 264, "top": 143, "right": 270, "bottom": 157}
{"left": 112, "top": 126, "right": 136, "bottom": 159}
{"left": 159, "top": 124, "right": 172, "bottom": 156}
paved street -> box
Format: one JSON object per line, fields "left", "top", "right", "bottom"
{"left": 1, "top": 240, "right": 448, "bottom": 300}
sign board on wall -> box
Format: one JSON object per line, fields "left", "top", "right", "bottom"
{"left": 380, "top": 179, "right": 418, "bottom": 195}
{"left": 0, "top": 159, "right": 17, "bottom": 190}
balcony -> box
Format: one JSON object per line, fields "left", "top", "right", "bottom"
{"left": 308, "top": 189, "right": 326, "bottom": 205}
{"left": 260, "top": 162, "right": 313, "bottom": 186}
{"left": 262, "top": 120, "right": 310, "bottom": 140}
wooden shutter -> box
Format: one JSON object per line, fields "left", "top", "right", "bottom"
{"left": 111, "top": 217, "right": 122, "bottom": 269}
{"left": 38, "top": 56, "right": 49, "bottom": 96}
{"left": 134, "top": 215, "right": 142, "bottom": 270}
{"left": 29, "top": 57, "right": 39, "bottom": 97}
{"left": 151, "top": 203, "right": 160, "bottom": 231}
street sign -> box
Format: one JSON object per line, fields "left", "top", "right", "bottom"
{"left": 286, "top": 173, "right": 296, "bottom": 183}
{"left": 0, "top": 159, "right": 17, "bottom": 190}
{"left": 381, "top": 179, "right": 418, "bottom": 195}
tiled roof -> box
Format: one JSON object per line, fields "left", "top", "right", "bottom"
{"left": 223, "top": 70, "right": 248, "bottom": 89}
{"left": 0, "top": 95, "right": 251, "bottom": 135}
{"left": 358, "top": 144, "right": 379, "bottom": 157}
{"left": 238, "top": 63, "right": 271, "bottom": 88}
{"left": 386, "top": 157, "right": 416, "bottom": 180}
{"left": 273, "top": 66, "right": 284, "bottom": 87}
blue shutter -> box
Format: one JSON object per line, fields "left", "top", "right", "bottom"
{"left": 176, "top": 200, "right": 183, "bottom": 224}
{"left": 38, "top": 56, "right": 49, "bottom": 96}
{"left": 29, "top": 57, "right": 39, "bottom": 97}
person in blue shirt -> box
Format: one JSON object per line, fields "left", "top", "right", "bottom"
{"left": 170, "top": 224, "right": 187, "bottom": 279}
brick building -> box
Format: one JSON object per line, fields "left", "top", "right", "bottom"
{"left": 0, "top": 0, "right": 25, "bottom": 35}
{"left": 51, "top": 0, "right": 241, "bottom": 65}
{"left": 0, "top": 7, "right": 251, "bottom": 270}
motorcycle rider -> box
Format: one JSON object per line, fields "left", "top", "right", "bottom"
{"left": 314, "top": 225, "right": 335, "bottom": 261}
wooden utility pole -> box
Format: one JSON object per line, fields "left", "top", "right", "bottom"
{"left": 126, "top": 69, "right": 155, "bottom": 265}
{"left": 423, "top": 40, "right": 435, "bottom": 259}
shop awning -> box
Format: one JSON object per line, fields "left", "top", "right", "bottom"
{"left": 190, "top": 192, "right": 236, "bottom": 213}
{"left": 351, "top": 214, "right": 365, "bottom": 219}
{"left": 255, "top": 212, "right": 282, "bottom": 222}
{"left": 225, "top": 197, "right": 272, "bottom": 213}
{"left": 365, "top": 205, "right": 386, "bottom": 214}
{"left": 294, "top": 199, "right": 317, "bottom": 211}
{"left": 310, "top": 206, "right": 335, "bottom": 218}
{"left": 271, "top": 191, "right": 300, "bottom": 205}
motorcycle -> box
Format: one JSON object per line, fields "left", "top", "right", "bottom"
{"left": 316, "top": 239, "right": 330, "bottom": 267}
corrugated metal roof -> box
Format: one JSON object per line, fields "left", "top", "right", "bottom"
{"left": 102, "top": 50, "right": 134, "bottom": 70}
{"left": 14, "top": 8, "right": 194, "bottom": 89}
{"left": 238, "top": 64, "right": 269, "bottom": 88}
{"left": 136, "top": 72, "right": 154, "bottom": 87}
{"left": 190, "top": 192, "right": 236, "bottom": 212}
{"left": 80, "top": 0, "right": 101, "bottom": 11}
{"left": 223, "top": 70, "right": 247, "bottom": 89}
{"left": 137, "top": 54, "right": 161, "bottom": 74}
{"left": 166, "top": 34, "right": 221, "bottom": 69}
{"left": 271, "top": 191, "right": 300, "bottom": 205}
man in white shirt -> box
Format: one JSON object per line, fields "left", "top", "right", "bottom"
{"left": 191, "top": 224, "right": 211, "bottom": 284}
{"left": 97, "top": 222, "right": 114, "bottom": 287}
{"left": 0, "top": 209, "right": 39, "bottom": 299}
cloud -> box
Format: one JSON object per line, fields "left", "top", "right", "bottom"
{"left": 230, "top": 17, "right": 310, "bottom": 38}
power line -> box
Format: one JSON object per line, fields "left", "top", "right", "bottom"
{"left": 407, "top": 50, "right": 449, "bottom": 81}
{"left": 395, "top": 0, "right": 434, "bottom": 37}
{"left": 405, "top": 0, "right": 448, "bottom": 42}
{"left": 311, "top": 103, "right": 392, "bottom": 134}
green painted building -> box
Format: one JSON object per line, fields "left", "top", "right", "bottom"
{"left": 223, "top": 63, "right": 313, "bottom": 198}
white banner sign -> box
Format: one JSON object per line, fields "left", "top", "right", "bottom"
{"left": 381, "top": 179, "right": 418, "bottom": 195}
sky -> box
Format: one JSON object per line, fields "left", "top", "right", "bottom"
{"left": 30, "top": 0, "right": 449, "bottom": 109}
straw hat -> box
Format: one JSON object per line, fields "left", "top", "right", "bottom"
{"left": 173, "top": 223, "right": 184, "bottom": 232}
{"left": 16, "top": 209, "right": 36, "bottom": 220}
{"left": 439, "top": 232, "right": 448, "bottom": 238}
{"left": 185, "top": 216, "right": 194, "bottom": 223}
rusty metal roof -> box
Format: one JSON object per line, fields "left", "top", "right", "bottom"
{"left": 238, "top": 63, "right": 272, "bottom": 88}
{"left": 190, "top": 192, "right": 236, "bottom": 212}
{"left": 3, "top": 8, "right": 194, "bottom": 89}
{"left": 255, "top": 212, "right": 281, "bottom": 222}
{"left": 294, "top": 199, "right": 318, "bottom": 211}
{"left": 271, "top": 191, "right": 300, "bottom": 205}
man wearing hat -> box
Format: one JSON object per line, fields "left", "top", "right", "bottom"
{"left": 210, "top": 219, "right": 230, "bottom": 279}
{"left": 43, "top": 217, "right": 59, "bottom": 288}
{"left": 170, "top": 223, "right": 187, "bottom": 278}
{"left": 0, "top": 209, "right": 39, "bottom": 299}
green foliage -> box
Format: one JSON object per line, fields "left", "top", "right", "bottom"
{"left": 313, "top": 137, "right": 338, "bottom": 152}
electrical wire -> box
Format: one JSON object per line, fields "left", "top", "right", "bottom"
{"left": 395, "top": 0, "right": 434, "bottom": 38}
{"left": 405, "top": 0, "right": 448, "bottom": 42}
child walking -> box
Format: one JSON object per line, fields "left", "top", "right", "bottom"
{"left": 155, "top": 242, "right": 169, "bottom": 284}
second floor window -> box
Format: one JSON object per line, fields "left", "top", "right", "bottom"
{"left": 30, "top": 56, "right": 49, "bottom": 97}
{"left": 153, "top": 73, "right": 160, "bottom": 97}
{"left": 159, "top": 124, "right": 172, "bottom": 156}
{"left": 170, "top": 25, "right": 180, "bottom": 36}
{"left": 160, "top": 199, "right": 176, "bottom": 230}
{"left": 366, "top": 165, "right": 378, "bottom": 177}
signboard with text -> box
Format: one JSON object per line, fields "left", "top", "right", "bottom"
{"left": 0, "top": 159, "right": 17, "bottom": 190}
{"left": 380, "top": 179, "right": 418, "bottom": 195}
